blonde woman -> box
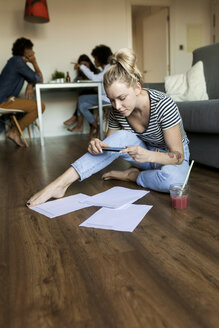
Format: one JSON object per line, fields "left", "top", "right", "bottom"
{"left": 27, "top": 48, "right": 190, "bottom": 207}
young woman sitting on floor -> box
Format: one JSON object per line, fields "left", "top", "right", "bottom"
{"left": 27, "top": 48, "right": 190, "bottom": 207}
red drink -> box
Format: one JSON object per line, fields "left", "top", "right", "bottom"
{"left": 171, "top": 195, "right": 188, "bottom": 209}
{"left": 169, "top": 183, "right": 189, "bottom": 210}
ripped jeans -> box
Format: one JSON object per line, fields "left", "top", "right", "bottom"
{"left": 72, "top": 130, "right": 190, "bottom": 193}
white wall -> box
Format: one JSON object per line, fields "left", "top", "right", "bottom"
{"left": 0, "top": 0, "right": 212, "bottom": 139}
{"left": 170, "top": 0, "right": 211, "bottom": 73}
{"left": 0, "top": 0, "right": 129, "bottom": 139}
{"left": 129, "top": 0, "right": 211, "bottom": 74}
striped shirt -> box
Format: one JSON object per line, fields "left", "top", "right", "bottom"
{"left": 108, "top": 89, "right": 187, "bottom": 149}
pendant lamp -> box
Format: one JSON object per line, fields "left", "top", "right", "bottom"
{"left": 24, "top": 0, "right": 50, "bottom": 23}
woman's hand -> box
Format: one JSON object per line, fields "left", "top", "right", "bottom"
{"left": 88, "top": 138, "right": 109, "bottom": 154}
{"left": 121, "top": 146, "right": 151, "bottom": 162}
{"left": 71, "top": 62, "right": 80, "bottom": 70}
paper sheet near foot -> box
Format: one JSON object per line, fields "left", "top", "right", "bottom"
{"left": 30, "top": 193, "right": 91, "bottom": 218}
{"left": 80, "top": 186, "right": 149, "bottom": 208}
{"left": 29, "top": 187, "right": 152, "bottom": 232}
{"left": 80, "top": 204, "right": 152, "bottom": 232}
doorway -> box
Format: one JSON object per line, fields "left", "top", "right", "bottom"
{"left": 132, "top": 5, "right": 170, "bottom": 83}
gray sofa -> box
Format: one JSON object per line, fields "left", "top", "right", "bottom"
{"left": 144, "top": 42, "right": 219, "bottom": 169}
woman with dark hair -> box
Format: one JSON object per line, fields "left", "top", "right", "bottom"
{"left": 75, "top": 54, "right": 100, "bottom": 81}
{"left": 91, "top": 45, "right": 113, "bottom": 66}
{"left": 0, "top": 37, "right": 45, "bottom": 147}
{"left": 66, "top": 45, "right": 112, "bottom": 137}
{"left": 63, "top": 54, "right": 100, "bottom": 129}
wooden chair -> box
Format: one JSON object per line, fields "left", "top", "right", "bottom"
{"left": 0, "top": 108, "right": 29, "bottom": 147}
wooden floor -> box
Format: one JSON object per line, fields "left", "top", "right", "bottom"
{"left": 0, "top": 135, "right": 219, "bottom": 328}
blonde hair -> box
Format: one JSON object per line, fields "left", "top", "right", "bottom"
{"left": 104, "top": 48, "right": 143, "bottom": 88}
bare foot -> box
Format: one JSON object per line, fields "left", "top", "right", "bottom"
{"left": 6, "top": 129, "right": 25, "bottom": 147}
{"left": 68, "top": 125, "right": 83, "bottom": 133}
{"left": 102, "top": 167, "right": 140, "bottom": 182}
{"left": 64, "top": 116, "right": 77, "bottom": 126}
{"left": 27, "top": 182, "right": 68, "bottom": 207}
{"left": 89, "top": 125, "right": 99, "bottom": 139}
{"left": 26, "top": 167, "right": 79, "bottom": 207}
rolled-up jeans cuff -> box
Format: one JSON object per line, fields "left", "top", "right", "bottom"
{"left": 71, "top": 152, "right": 112, "bottom": 181}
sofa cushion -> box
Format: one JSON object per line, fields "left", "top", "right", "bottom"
{"left": 165, "top": 61, "right": 208, "bottom": 102}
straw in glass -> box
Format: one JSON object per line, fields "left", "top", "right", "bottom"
{"left": 179, "top": 160, "right": 194, "bottom": 196}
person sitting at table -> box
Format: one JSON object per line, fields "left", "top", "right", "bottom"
{"left": 27, "top": 47, "right": 190, "bottom": 207}
{"left": 0, "top": 37, "right": 45, "bottom": 147}
{"left": 63, "top": 54, "right": 100, "bottom": 131}
{"left": 67, "top": 45, "right": 112, "bottom": 138}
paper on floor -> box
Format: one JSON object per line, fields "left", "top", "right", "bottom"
{"left": 80, "top": 186, "right": 149, "bottom": 208}
{"left": 30, "top": 193, "right": 91, "bottom": 218}
{"left": 80, "top": 204, "right": 153, "bottom": 232}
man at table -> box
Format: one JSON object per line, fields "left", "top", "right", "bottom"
{"left": 0, "top": 37, "right": 45, "bottom": 147}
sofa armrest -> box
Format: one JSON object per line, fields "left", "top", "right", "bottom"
{"left": 177, "top": 99, "right": 219, "bottom": 133}
{"left": 143, "top": 82, "right": 165, "bottom": 92}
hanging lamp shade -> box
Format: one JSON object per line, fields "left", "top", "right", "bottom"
{"left": 24, "top": 0, "right": 50, "bottom": 23}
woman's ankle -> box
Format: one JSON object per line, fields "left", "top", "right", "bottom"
{"left": 57, "top": 167, "right": 79, "bottom": 187}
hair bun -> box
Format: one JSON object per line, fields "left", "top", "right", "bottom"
{"left": 104, "top": 48, "right": 143, "bottom": 88}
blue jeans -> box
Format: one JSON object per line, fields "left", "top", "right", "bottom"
{"left": 72, "top": 130, "right": 190, "bottom": 193}
{"left": 77, "top": 94, "right": 110, "bottom": 124}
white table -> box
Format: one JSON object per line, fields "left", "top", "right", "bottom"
{"left": 35, "top": 81, "right": 103, "bottom": 146}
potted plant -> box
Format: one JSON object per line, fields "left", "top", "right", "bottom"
{"left": 51, "top": 70, "right": 65, "bottom": 82}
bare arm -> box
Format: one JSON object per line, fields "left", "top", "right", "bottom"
{"left": 25, "top": 83, "right": 34, "bottom": 99}
{"left": 121, "top": 124, "right": 184, "bottom": 165}
{"left": 27, "top": 54, "right": 44, "bottom": 83}
{"left": 162, "top": 124, "right": 184, "bottom": 164}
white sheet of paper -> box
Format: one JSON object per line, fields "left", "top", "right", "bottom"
{"left": 80, "top": 204, "right": 152, "bottom": 232}
{"left": 80, "top": 186, "right": 149, "bottom": 208}
{"left": 30, "top": 193, "right": 91, "bottom": 218}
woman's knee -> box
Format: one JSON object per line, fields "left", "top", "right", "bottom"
{"left": 78, "top": 98, "right": 89, "bottom": 113}
{"left": 107, "top": 130, "right": 134, "bottom": 140}
{"left": 78, "top": 95, "right": 90, "bottom": 108}
{"left": 157, "top": 165, "right": 187, "bottom": 192}
{"left": 104, "top": 130, "right": 134, "bottom": 145}
{"left": 138, "top": 165, "right": 187, "bottom": 193}
{"left": 78, "top": 95, "right": 85, "bottom": 104}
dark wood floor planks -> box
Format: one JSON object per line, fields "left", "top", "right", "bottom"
{"left": 0, "top": 135, "right": 218, "bottom": 328}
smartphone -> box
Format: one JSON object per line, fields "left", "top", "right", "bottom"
{"left": 102, "top": 147, "right": 126, "bottom": 152}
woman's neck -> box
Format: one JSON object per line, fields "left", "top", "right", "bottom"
{"left": 134, "top": 89, "right": 149, "bottom": 115}
{"left": 128, "top": 89, "right": 150, "bottom": 133}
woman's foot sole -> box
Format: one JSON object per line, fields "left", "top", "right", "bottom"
{"left": 102, "top": 168, "right": 140, "bottom": 182}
